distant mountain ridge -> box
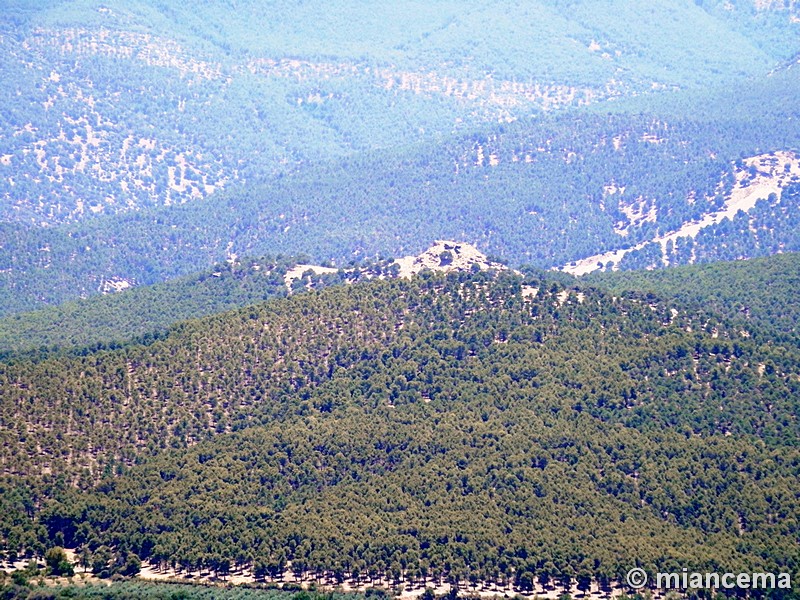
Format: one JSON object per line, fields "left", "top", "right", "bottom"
{"left": 3, "top": 2, "right": 800, "bottom": 593}
{"left": 0, "top": 241, "right": 505, "bottom": 356}
{"left": 559, "top": 151, "right": 800, "bottom": 274}
{"left": 3, "top": 0, "right": 800, "bottom": 315}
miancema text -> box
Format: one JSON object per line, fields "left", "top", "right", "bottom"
{"left": 657, "top": 571, "right": 792, "bottom": 590}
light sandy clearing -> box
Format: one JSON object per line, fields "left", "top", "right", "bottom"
{"left": 1, "top": 552, "right": 661, "bottom": 600}
{"left": 284, "top": 264, "right": 340, "bottom": 291}
{"left": 283, "top": 241, "right": 507, "bottom": 293}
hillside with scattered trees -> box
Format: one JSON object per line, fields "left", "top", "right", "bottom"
{"left": 1, "top": 268, "right": 798, "bottom": 595}
{"left": 3, "top": 1, "right": 800, "bottom": 314}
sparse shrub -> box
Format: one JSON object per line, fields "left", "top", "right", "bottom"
{"left": 44, "top": 547, "right": 73, "bottom": 578}
{"left": 11, "top": 570, "right": 29, "bottom": 587}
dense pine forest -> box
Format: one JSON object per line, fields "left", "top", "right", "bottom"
{"left": 0, "top": 253, "right": 405, "bottom": 357}
{"left": 0, "top": 256, "right": 295, "bottom": 357}
{"left": 2, "top": 264, "right": 799, "bottom": 596}
{"left": 588, "top": 252, "right": 800, "bottom": 345}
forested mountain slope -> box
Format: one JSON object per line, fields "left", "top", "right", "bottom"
{"left": 3, "top": 1, "right": 800, "bottom": 315}
{"left": 5, "top": 91, "right": 800, "bottom": 317}
{"left": 3, "top": 2, "right": 800, "bottom": 595}
{"left": 560, "top": 151, "right": 800, "bottom": 274}
{"left": 587, "top": 251, "right": 800, "bottom": 344}
{"left": 1, "top": 270, "right": 798, "bottom": 588}
{"left": 0, "top": 255, "right": 296, "bottom": 357}
{"left": 0, "top": 241, "right": 492, "bottom": 356}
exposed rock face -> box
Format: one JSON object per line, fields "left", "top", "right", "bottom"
{"left": 284, "top": 264, "right": 339, "bottom": 290}
{"left": 281, "top": 241, "right": 505, "bottom": 293}
{"left": 753, "top": 0, "right": 798, "bottom": 13}
{"left": 99, "top": 277, "right": 134, "bottom": 294}
{"left": 393, "top": 241, "right": 505, "bottom": 278}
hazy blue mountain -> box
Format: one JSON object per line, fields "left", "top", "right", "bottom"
{"left": 2, "top": 0, "right": 800, "bottom": 314}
